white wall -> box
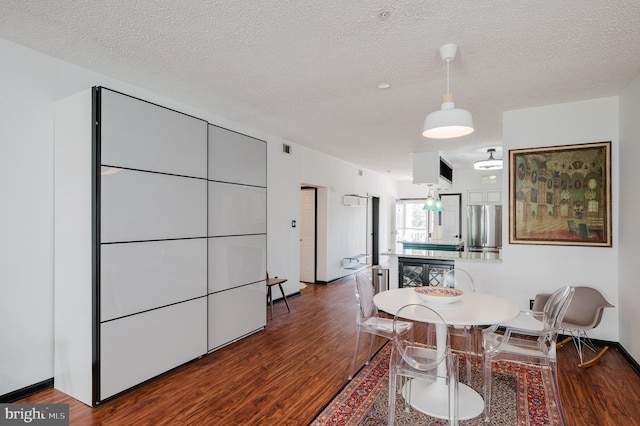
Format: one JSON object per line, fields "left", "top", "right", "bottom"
{"left": 296, "top": 145, "right": 398, "bottom": 282}
{"left": 419, "top": 98, "right": 621, "bottom": 343}
{"left": 0, "top": 37, "right": 400, "bottom": 396}
{"left": 489, "top": 97, "right": 619, "bottom": 341}
{"left": 619, "top": 73, "right": 640, "bottom": 362}
{"left": 0, "top": 37, "right": 224, "bottom": 396}
{"left": 2, "top": 34, "right": 636, "bottom": 397}
{"left": 266, "top": 137, "right": 302, "bottom": 296}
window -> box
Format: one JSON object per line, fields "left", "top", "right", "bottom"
{"left": 396, "top": 199, "right": 431, "bottom": 241}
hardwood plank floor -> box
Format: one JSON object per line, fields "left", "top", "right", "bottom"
{"left": 18, "top": 275, "right": 640, "bottom": 425}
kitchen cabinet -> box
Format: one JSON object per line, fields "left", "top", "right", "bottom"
{"left": 399, "top": 240, "right": 464, "bottom": 251}
{"left": 468, "top": 189, "right": 502, "bottom": 204}
{"left": 398, "top": 257, "right": 454, "bottom": 288}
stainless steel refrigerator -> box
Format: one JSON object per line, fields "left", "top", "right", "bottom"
{"left": 467, "top": 205, "right": 502, "bottom": 252}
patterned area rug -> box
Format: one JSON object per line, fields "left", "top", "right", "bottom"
{"left": 311, "top": 345, "right": 561, "bottom": 426}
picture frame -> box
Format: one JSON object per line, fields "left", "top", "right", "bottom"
{"left": 509, "top": 141, "right": 612, "bottom": 247}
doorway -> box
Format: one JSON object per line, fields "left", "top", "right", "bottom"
{"left": 299, "top": 187, "right": 316, "bottom": 283}
{"left": 368, "top": 196, "right": 380, "bottom": 265}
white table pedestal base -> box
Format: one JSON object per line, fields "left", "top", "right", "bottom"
{"left": 402, "top": 379, "right": 484, "bottom": 421}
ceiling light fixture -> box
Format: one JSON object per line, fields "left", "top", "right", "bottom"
{"left": 423, "top": 43, "right": 474, "bottom": 139}
{"left": 474, "top": 149, "right": 503, "bottom": 170}
{"left": 423, "top": 185, "right": 445, "bottom": 212}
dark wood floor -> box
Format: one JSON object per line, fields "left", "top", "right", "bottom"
{"left": 19, "top": 275, "right": 640, "bottom": 425}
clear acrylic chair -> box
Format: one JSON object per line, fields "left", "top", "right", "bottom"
{"left": 482, "top": 285, "right": 574, "bottom": 424}
{"left": 388, "top": 303, "right": 459, "bottom": 426}
{"left": 442, "top": 268, "right": 476, "bottom": 384}
{"left": 536, "top": 286, "right": 614, "bottom": 368}
{"left": 347, "top": 271, "right": 413, "bottom": 380}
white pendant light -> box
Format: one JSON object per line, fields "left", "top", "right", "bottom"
{"left": 474, "top": 149, "right": 503, "bottom": 170}
{"left": 423, "top": 43, "right": 474, "bottom": 139}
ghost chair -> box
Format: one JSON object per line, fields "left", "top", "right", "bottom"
{"left": 442, "top": 268, "right": 476, "bottom": 384}
{"left": 535, "top": 286, "right": 614, "bottom": 368}
{"left": 483, "top": 286, "right": 574, "bottom": 424}
{"left": 347, "top": 271, "right": 413, "bottom": 380}
{"left": 388, "top": 303, "right": 459, "bottom": 426}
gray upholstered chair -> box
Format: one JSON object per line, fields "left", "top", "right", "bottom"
{"left": 534, "top": 286, "right": 613, "bottom": 367}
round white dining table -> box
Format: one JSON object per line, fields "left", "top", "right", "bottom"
{"left": 373, "top": 287, "right": 520, "bottom": 421}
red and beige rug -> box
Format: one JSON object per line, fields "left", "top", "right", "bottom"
{"left": 311, "top": 345, "right": 562, "bottom": 425}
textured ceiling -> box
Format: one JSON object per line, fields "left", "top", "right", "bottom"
{"left": 2, "top": 1, "right": 640, "bottom": 180}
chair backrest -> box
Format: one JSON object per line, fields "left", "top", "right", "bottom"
{"left": 561, "top": 286, "right": 613, "bottom": 329}
{"left": 354, "top": 272, "right": 378, "bottom": 325}
{"left": 542, "top": 286, "right": 575, "bottom": 333}
{"left": 442, "top": 268, "right": 475, "bottom": 292}
{"left": 578, "top": 223, "right": 591, "bottom": 239}
{"left": 393, "top": 303, "right": 449, "bottom": 371}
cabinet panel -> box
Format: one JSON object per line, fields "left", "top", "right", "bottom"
{"left": 100, "top": 297, "right": 207, "bottom": 400}
{"left": 468, "top": 190, "right": 484, "bottom": 204}
{"left": 208, "top": 182, "right": 266, "bottom": 236}
{"left": 101, "top": 168, "right": 207, "bottom": 243}
{"left": 100, "top": 89, "right": 207, "bottom": 178}
{"left": 101, "top": 239, "right": 207, "bottom": 321}
{"left": 398, "top": 258, "right": 454, "bottom": 288}
{"left": 208, "top": 235, "right": 266, "bottom": 293}
{"left": 208, "top": 125, "right": 266, "bottom": 187}
{"left": 486, "top": 190, "right": 502, "bottom": 203}
{"left": 207, "top": 283, "right": 266, "bottom": 351}
{"left": 54, "top": 88, "right": 94, "bottom": 406}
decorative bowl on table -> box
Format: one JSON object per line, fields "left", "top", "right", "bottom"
{"left": 414, "top": 286, "right": 463, "bottom": 304}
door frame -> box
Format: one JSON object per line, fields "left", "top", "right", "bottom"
{"left": 299, "top": 186, "right": 317, "bottom": 283}
{"left": 369, "top": 196, "right": 380, "bottom": 265}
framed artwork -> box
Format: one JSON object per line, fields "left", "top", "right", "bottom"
{"left": 509, "top": 141, "right": 611, "bottom": 247}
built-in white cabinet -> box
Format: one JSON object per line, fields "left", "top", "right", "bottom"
{"left": 54, "top": 88, "right": 267, "bottom": 407}
{"left": 100, "top": 298, "right": 207, "bottom": 399}
{"left": 208, "top": 125, "right": 266, "bottom": 186}
{"left": 101, "top": 169, "right": 208, "bottom": 242}
{"left": 100, "top": 88, "right": 208, "bottom": 178}
{"left": 467, "top": 189, "right": 502, "bottom": 204}
{"left": 208, "top": 235, "right": 267, "bottom": 293}
{"left": 101, "top": 238, "right": 207, "bottom": 321}
{"left": 207, "top": 282, "right": 265, "bottom": 351}
{"left": 208, "top": 182, "right": 267, "bottom": 236}
{"left": 207, "top": 124, "right": 267, "bottom": 351}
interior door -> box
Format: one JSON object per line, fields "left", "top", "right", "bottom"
{"left": 367, "top": 196, "right": 380, "bottom": 265}
{"left": 440, "top": 193, "right": 462, "bottom": 239}
{"left": 299, "top": 187, "right": 316, "bottom": 283}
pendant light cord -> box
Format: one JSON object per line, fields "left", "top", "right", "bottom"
{"left": 446, "top": 58, "right": 450, "bottom": 94}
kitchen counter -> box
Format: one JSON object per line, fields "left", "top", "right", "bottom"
{"left": 397, "top": 238, "right": 464, "bottom": 252}
{"left": 381, "top": 247, "right": 501, "bottom": 289}
{"left": 382, "top": 247, "right": 502, "bottom": 262}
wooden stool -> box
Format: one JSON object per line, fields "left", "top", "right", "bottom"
{"left": 266, "top": 274, "right": 290, "bottom": 320}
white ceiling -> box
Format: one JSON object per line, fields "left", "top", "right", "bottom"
{"left": 2, "top": 1, "right": 639, "bottom": 180}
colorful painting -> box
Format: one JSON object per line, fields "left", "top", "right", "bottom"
{"left": 509, "top": 141, "right": 611, "bottom": 247}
